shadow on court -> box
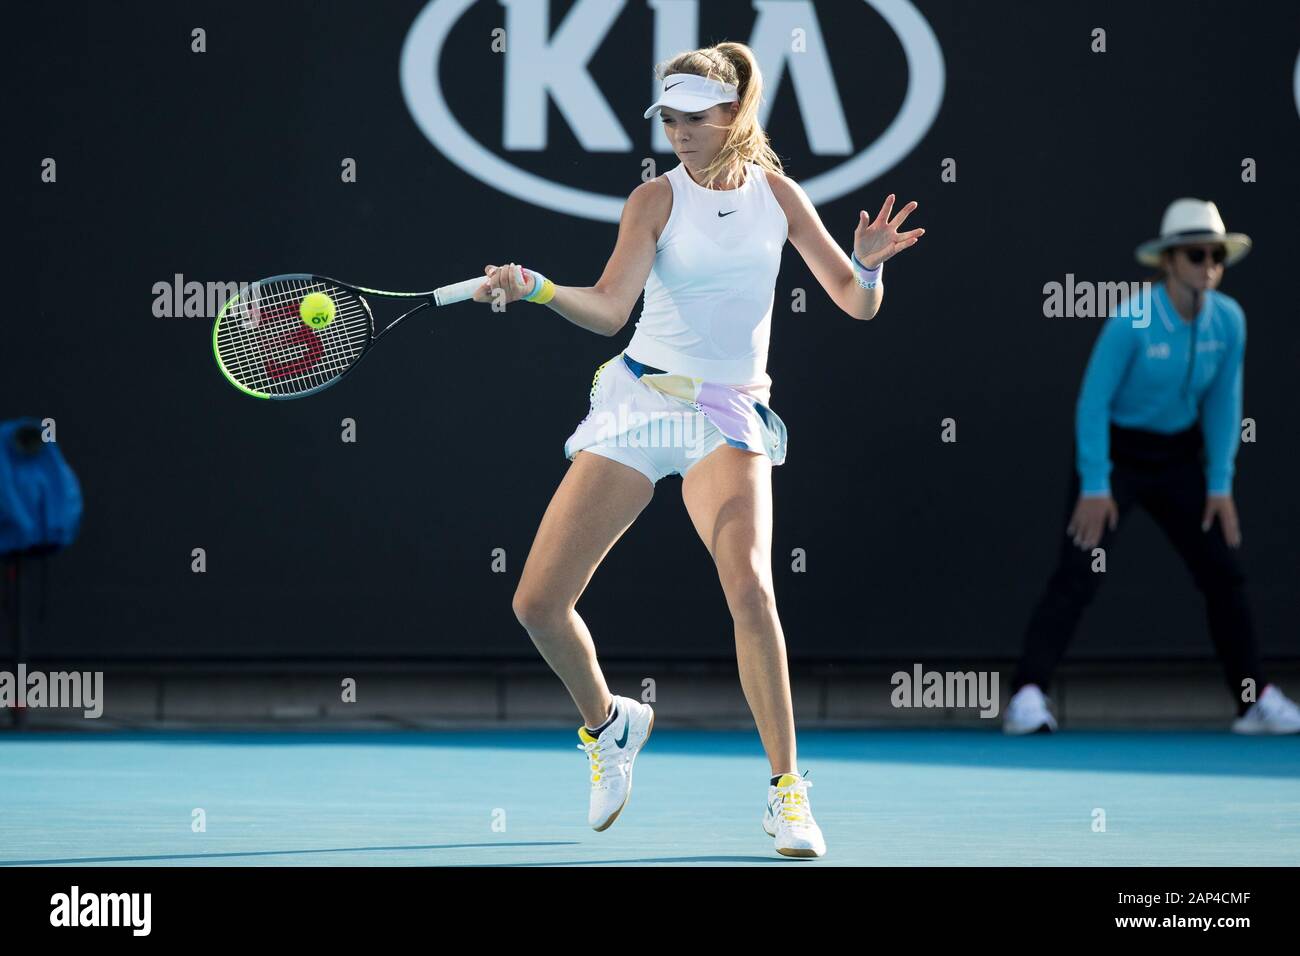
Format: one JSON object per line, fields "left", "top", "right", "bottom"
{"left": 0, "top": 842, "right": 577, "bottom": 867}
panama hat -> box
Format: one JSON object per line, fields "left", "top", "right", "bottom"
{"left": 1135, "top": 198, "right": 1252, "bottom": 267}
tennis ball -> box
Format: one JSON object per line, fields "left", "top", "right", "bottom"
{"left": 299, "top": 291, "right": 336, "bottom": 329}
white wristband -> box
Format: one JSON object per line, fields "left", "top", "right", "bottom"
{"left": 851, "top": 252, "right": 882, "bottom": 290}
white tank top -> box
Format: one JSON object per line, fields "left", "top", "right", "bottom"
{"left": 625, "top": 161, "right": 788, "bottom": 393}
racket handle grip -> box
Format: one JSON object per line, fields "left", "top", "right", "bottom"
{"left": 433, "top": 276, "right": 487, "bottom": 306}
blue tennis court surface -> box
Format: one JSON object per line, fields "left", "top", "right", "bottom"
{"left": 1, "top": 730, "right": 1296, "bottom": 866}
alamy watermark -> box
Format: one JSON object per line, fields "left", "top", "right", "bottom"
{"left": 153, "top": 274, "right": 253, "bottom": 319}
{"left": 891, "top": 664, "right": 1000, "bottom": 718}
{"left": 50, "top": 886, "right": 150, "bottom": 935}
{"left": 589, "top": 405, "right": 710, "bottom": 458}
{"left": 1043, "top": 276, "right": 1151, "bottom": 328}
{"left": 0, "top": 664, "right": 103, "bottom": 718}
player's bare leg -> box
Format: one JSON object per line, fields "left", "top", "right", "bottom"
{"left": 512, "top": 450, "right": 654, "bottom": 728}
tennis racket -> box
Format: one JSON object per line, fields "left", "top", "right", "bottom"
{"left": 212, "top": 272, "right": 490, "bottom": 399}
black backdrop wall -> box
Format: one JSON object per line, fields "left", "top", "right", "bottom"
{"left": 8, "top": 0, "right": 1298, "bottom": 662}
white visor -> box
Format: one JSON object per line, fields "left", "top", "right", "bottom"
{"left": 643, "top": 73, "right": 739, "bottom": 119}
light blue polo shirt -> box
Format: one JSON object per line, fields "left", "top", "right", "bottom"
{"left": 1075, "top": 282, "right": 1245, "bottom": 496}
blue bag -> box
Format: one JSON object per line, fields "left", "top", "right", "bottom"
{"left": 0, "top": 418, "right": 83, "bottom": 555}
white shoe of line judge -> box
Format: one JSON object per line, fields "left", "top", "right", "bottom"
{"left": 1003, "top": 681, "right": 1300, "bottom": 734}
{"left": 1232, "top": 684, "right": 1300, "bottom": 735}
{"left": 1002, "top": 684, "right": 1059, "bottom": 735}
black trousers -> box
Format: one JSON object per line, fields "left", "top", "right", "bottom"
{"left": 1011, "top": 424, "right": 1264, "bottom": 715}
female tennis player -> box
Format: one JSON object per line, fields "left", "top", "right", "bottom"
{"left": 473, "top": 42, "right": 924, "bottom": 857}
{"left": 1005, "top": 198, "right": 1300, "bottom": 736}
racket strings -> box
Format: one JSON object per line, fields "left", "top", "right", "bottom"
{"left": 218, "top": 286, "right": 348, "bottom": 393}
{"left": 215, "top": 278, "right": 371, "bottom": 397}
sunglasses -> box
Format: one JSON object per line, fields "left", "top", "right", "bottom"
{"left": 1180, "top": 246, "right": 1227, "bottom": 265}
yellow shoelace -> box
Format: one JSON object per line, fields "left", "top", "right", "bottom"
{"left": 577, "top": 740, "right": 607, "bottom": 785}
{"left": 774, "top": 780, "right": 814, "bottom": 823}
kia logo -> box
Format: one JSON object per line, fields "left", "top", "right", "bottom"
{"left": 401, "top": 0, "right": 945, "bottom": 222}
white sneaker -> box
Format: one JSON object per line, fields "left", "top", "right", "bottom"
{"left": 1003, "top": 684, "right": 1059, "bottom": 735}
{"left": 762, "top": 771, "right": 826, "bottom": 858}
{"left": 1231, "top": 685, "right": 1300, "bottom": 735}
{"left": 576, "top": 695, "right": 655, "bottom": 831}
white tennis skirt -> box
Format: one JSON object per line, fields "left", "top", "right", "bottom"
{"left": 563, "top": 351, "right": 788, "bottom": 485}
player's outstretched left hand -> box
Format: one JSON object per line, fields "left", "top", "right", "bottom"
{"left": 854, "top": 195, "right": 925, "bottom": 269}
